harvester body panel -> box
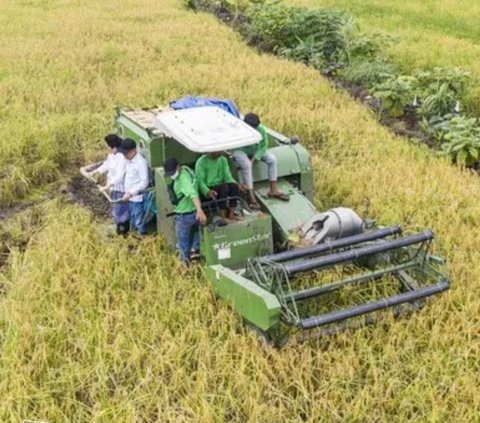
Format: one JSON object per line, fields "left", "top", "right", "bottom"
{"left": 254, "top": 179, "right": 317, "bottom": 242}
{"left": 205, "top": 265, "right": 281, "bottom": 331}
{"left": 200, "top": 214, "right": 273, "bottom": 269}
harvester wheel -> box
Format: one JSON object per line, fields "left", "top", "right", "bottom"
{"left": 244, "top": 322, "right": 275, "bottom": 347}
{"left": 244, "top": 322, "right": 289, "bottom": 349}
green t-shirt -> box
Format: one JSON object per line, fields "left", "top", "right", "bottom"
{"left": 239, "top": 124, "right": 269, "bottom": 160}
{"left": 173, "top": 166, "right": 199, "bottom": 214}
{"left": 195, "top": 155, "right": 236, "bottom": 197}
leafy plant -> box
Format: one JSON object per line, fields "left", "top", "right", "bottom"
{"left": 248, "top": 5, "right": 349, "bottom": 73}
{"left": 414, "top": 67, "right": 469, "bottom": 97}
{"left": 183, "top": 0, "right": 249, "bottom": 13}
{"left": 419, "top": 82, "right": 458, "bottom": 118}
{"left": 343, "top": 26, "right": 397, "bottom": 64}
{"left": 372, "top": 76, "right": 416, "bottom": 117}
{"left": 342, "top": 58, "right": 396, "bottom": 88}
{"left": 412, "top": 67, "right": 469, "bottom": 119}
{"left": 425, "top": 114, "right": 480, "bottom": 165}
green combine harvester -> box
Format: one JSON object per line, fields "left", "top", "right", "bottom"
{"left": 82, "top": 105, "right": 449, "bottom": 346}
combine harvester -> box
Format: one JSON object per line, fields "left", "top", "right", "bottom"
{"left": 82, "top": 105, "right": 449, "bottom": 346}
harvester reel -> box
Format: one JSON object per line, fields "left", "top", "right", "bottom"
{"left": 247, "top": 226, "right": 449, "bottom": 343}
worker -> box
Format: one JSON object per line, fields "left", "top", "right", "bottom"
{"left": 87, "top": 134, "right": 129, "bottom": 235}
{"left": 232, "top": 113, "right": 289, "bottom": 209}
{"left": 164, "top": 157, "right": 207, "bottom": 263}
{"left": 119, "top": 138, "right": 149, "bottom": 235}
{"left": 195, "top": 152, "right": 243, "bottom": 224}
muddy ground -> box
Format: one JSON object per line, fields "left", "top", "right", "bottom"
{"left": 0, "top": 175, "right": 112, "bottom": 274}
{"left": 64, "top": 176, "right": 111, "bottom": 220}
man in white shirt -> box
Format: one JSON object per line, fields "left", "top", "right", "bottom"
{"left": 88, "top": 134, "right": 130, "bottom": 235}
{"left": 119, "top": 138, "right": 149, "bottom": 235}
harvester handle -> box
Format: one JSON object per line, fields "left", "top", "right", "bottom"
{"left": 79, "top": 163, "right": 121, "bottom": 203}
{"left": 80, "top": 162, "right": 102, "bottom": 183}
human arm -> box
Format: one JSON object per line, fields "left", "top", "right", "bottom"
{"left": 222, "top": 157, "right": 237, "bottom": 184}
{"left": 90, "top": 155, "right": 110, "bottom": 176}
{"left": 253, "top": 125, "right": 269, "bottom": 161}
{"left": 101, "top": 156, "right": 126, "bottom": 191}
{"left": 193, "top": 197, "right": 207, "bottom": 225}
{"left": 180, "top": 171, "right": 207, "bottom": 224}
{"left": 107, "top": 156, "right": 126, "bottom": 188}
{"left": 123, "top": 159, "right": 148, "bottom": 199}
{"left": 195, "top": 157, "right": 212, "bottom": 197}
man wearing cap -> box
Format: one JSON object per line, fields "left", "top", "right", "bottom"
{"left": 195, "top": 151, "right": 243, "bottom": 224}
{"left": 164, "top": 157, "right": 207, "bottom": 263}
{"left": 232, "top": 113, "right": 289, "bottom": 209}
{"left": 119, "top": 138, "right": 149, "bottom": 235}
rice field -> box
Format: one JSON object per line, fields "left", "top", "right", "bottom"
{"left": 1, "top": 0, "right": 480, "bottom": 421}
{"left": 285, "top": 0, "right": 480, "bottom": 112}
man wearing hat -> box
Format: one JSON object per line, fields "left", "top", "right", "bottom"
{"left": 119, "top": 138, "right": 149, "bottom": 235}
{"left": 164, "top": 157, "right": 207, "bottom": 263}
{"left": 232, "top": 112, "right": 289, "bottom": 209}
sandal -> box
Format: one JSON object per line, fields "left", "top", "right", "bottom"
{"left": 248, "top": 201, "right": 261, "bottom": 211}
{"left": 267, "top": 192, "right": 290, "bottom": 202}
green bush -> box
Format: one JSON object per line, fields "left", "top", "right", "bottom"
{"left": 425, "top": 114, "right": 480, "bottom": 166}
{"left": 187, "top": 0, "right": 477, "bottom": 146}
{"left": 342, "top": 59, "right": 396, "bottom": 88}
{"left": 413, "top": 68, "right": 469, "bottom": 119}
{"left": 372, "top": 76, "right": 416, "bottom": 117}
{"left": 183, "top": 0, "right": 250, "bottom": 13}
{"left": 248, "top": 5, "right": 349, "bottom": 73}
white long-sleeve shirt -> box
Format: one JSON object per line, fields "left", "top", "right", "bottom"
{"left": 93, "top": 152, "right": 126, "bottom": 192}
{"left": 124, "top": 152, "right": 149, "bottom": 202}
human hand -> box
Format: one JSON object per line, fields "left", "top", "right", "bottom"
{"left": 207, "top": 189, "right": 217, "bottom": 199}
{"left": 121, "top": 192, "right": 132, "bottom": 201}
{"left": 238, "top": 184, "right": 247, "bottom": 192}
{"left": 197, "top": 209, "right": 207, "bottom": 225}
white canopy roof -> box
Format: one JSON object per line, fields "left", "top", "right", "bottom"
{"left": 154, "top": 107, "right": 261, "bottom": 153}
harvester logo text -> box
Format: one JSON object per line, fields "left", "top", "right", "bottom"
{"left": 213, "top": 233, "right": 271, "bottom": 251}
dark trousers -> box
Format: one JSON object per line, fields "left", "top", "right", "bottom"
{"left": 201, "top": 183, "right": 239, "bottom": 211}
{"left": 175, "top": 212, "right": 200, "bottom": 263}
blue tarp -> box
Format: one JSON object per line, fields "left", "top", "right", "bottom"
{"left": 169, "top": 96, "right": 240, "bottom": 118}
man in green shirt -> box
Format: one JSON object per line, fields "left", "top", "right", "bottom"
{"left": 232, "top": 113, "right": 289, "bottom": 209}
{"left": 164, "top": 157, "right": 207, "bottom": 263}
{"left": 195, "top": 152, "right": 243, "bottom": 223}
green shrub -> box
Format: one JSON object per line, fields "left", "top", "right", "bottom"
{"left": 183, "top": 0, "right": 249, "bottom": 13}
{"left": 372, "top": 76, "right": 416, "bottom": 117}
{"left": 342, "top": 59, "right": 396, "bottom": 88}
{"left": 413, "top": 68, "right": 469, "bottom": 119}
{"left": 419, "top": 83, "right": 459, "bottom": 119}
{"left": 425, "top": 114, "right": 480, "bottom": 165}
{"left": 248, "top": 5, "right": 349, "bottom": 73}
{"left": 343, "top": 26, "right": 397, "bottom": 63}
